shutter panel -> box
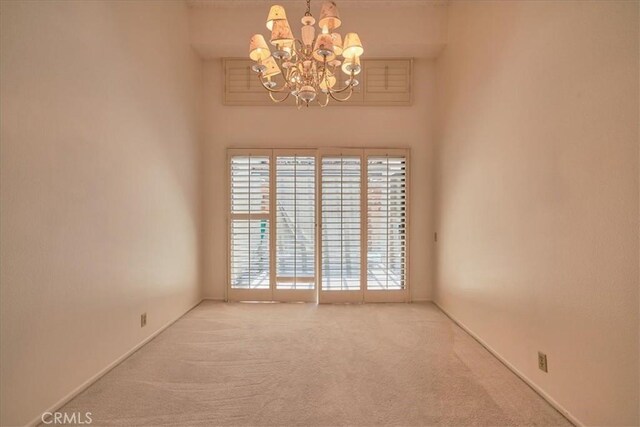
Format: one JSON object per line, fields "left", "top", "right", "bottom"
{"left": 363, "top": 59, "right": 412, "bottom": 105}
{"left": 223, "top": 58, "right": 411, "bottom": 106}
{"left": 276, "top": 155, "right": 316, "bottom": 289}
{"left": 321, "top": 156, "right": 361, "bottom": 291}
{"left": 224, "top": 59, "right": 290, "bottom": 106}
{"left": 367, "top": 156, "right": 407, "bottom": 290}
{"left": 230, "top": 155, "right": 270, "bottom": 289}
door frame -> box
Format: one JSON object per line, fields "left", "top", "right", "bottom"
{"left": 317, "top": 148, "right": 365, "bottom": 303}
{"left": 272, "top": 149, "right": 318, "bottom": 302}
{"left": 363, "top": 148, "right": 410, "bottom": 303}
{"left": 226, "top": 148, "right": 274, "bottom": 302}
{"left": 226, "top": 147, "right": 410, "bottom": 303}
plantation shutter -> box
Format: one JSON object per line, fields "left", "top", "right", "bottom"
{"left": 276, "top": 155, "right": 316, "bottom": 290}
{"left": 230, "top": 155, "right": 270, "bottom": 289}
{"left": 363, "top": 59, "right": 412, "bottom": 105}
{"left": 224, "top": 58, "right": 411, "bottom": 106}
{"left": 321, "top": 156, "right": 362, "bottom": 291}
{"left": 367, "top": 156, "right": 407, "bottom": 290}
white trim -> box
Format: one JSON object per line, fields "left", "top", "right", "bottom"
{"left": 433, "top": 302, "right": 581, "bottom": 427}
{"left": 26, "top": 299, "right": 204, "bottom": 427}
{"left": 273, "top": 149, "right": 317, "bottom": 303}
{"left": 363, "top": 148, "right": 410, "bottom": 303}
{"left": 227, "top": 147, "right": 412, "bottom": 304}
{"left": 318, "top": 148, "right": 365, "bottom": 304}
{"left": 227, "top": 149, "right": 274, "bottom": 302}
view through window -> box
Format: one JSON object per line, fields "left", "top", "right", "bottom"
{"left": 228, "top": 149, "right": 408, "bottom": 302}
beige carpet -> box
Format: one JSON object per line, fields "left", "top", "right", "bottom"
{"left": 57, "top": 302, "right": 571, "bottom": 426}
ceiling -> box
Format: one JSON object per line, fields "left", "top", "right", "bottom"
{"left": 187, "top": 0, "right": 449, "bottom": 59}
{"left": 187, "top": 0, "right": 449, "bottom": 7}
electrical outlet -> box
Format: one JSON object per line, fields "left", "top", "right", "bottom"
{"left": 538, "top": 352, "right": 548, "bottom": 372}
{"left": 141, "top": 313, "right": 147, "bottom": 328}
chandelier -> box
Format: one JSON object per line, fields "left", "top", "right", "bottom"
{"left": 248, "top": 0, "right": 364, "bottom": 108}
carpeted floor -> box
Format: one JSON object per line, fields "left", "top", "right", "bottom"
{"left": 58, "top": 302, "right": 571, "bottom": 426}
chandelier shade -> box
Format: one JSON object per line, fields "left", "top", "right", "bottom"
{"left": 331, "top": 33, "right": 343, "bottom": 56}
{"left": 342, "top": 32, "right": 364, "bottom": 59}
{"left": 249, "top": 34, "right": 271, "bottom": 61}
{"left": 249, "top": 0, "right": 364, "bottom": 108}
{"left": 318, "top": 69, "right": 337, "bottom": 91}
{"left": 341, "top": 55, "right": 361, "bottom": 75}
{"left": 266, "top": 5, "right": 287, "bottom": 31}
{"left": 270, "top": 19, "right": 294, "bottom": 46}
{"left": 262, "top": 56, "right": 282, "bottom": 78}
{"left": 313, "top": 33, "right": 335, "bottom": 62}
{"left": 318, "top": 1, "right": 342, "bottom": 31}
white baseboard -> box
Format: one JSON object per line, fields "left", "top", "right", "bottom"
{"left": 26, "top": 299, "right": 204, "bottom": 427}
{"left": 205, "top": 297, "right": 424, "bottom": 304}
{"left": 202, "top": 297, "right": 225, "bottom": 301}
{"left": 433, "top": 301, "right": 583, "bottom": 427}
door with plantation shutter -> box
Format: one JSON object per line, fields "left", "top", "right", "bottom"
{"left": 319, "top": 149, "right": 364, "bottom": 303}
{"left": 228, "top": 148, "right": 409, "bottom": 303}
{"left": 274, "top": 150, "right": 317, "bottom": 302}
{"left": 364, "top": 149, "right": 409, "bottom": 302}
{"left": 227, "top": 149, "right": 273, "bottom": 301}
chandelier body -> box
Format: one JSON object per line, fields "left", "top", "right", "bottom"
{"left": 249, "top": 0, "right": 364, "bottom": 108}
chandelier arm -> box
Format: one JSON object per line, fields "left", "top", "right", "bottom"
{"left": 328, "top": 71, "right": 357, "bottom": 94}
{"left": 317, "top": 91, "right": 330, "bottom": 107}
{"left": 269, "top": 91, "right": 291, "bottom": 103}
{"left": 327, "top": 81, "right": 354, "bottom": 94}
{"left": 319, "top": 56, "right": 328, "bottom": 85}
{"left": 287, "top": 67, "right": 300, "bottom": 84}
{"left": 257, "top": 74, "right": 288, "bottom": 93}
{"left": 293, "top": 39, "right": 306, "bottom": 57}
{"left": 328, "top": 86, "right": 354, "bottom": 102}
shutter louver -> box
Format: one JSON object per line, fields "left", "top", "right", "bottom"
{"left": 276, "top": 156, "right": 315, "bottom": 290}
{"left": 367, "top": 156, "right": 407, "bottom": 290}
{"left": 363, "top": 59, "right": 412, "bottom": 105}
{"left": 224, "top": 59, "right": 291, "bottom": 106}
{"left": 224, "top": 58, "right": 411, "bottom": 106}
{"left": 321, "top": 156, "right": 361, "bottom": 291}
{"left": 230, "top": 156, "right": 270, "bottom": 289}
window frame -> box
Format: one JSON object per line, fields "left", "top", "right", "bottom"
{"left": 318, "top": 148, "right": 366, "bottom": 303}
{"left": 273, "top": 149, "right": 318, "bottom": 302}
{"left": 226, "top": 147, "right": 410, "bottom": 303}
{"left": 226, "top": 148, "right": 274, "bottom": 302}
{"left": 363, "top": 148, "right": 410, "bottom": 303}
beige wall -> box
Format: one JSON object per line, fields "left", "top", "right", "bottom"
{"left": 434, "top": 1, "right": 639, "bottom": 425}
{"left": 202, "top": 59, "right": 436, "bottom": 302}
{"left": 0, "top": 1, "right": 202, "bottom": 425}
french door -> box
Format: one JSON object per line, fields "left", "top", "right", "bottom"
{"left": 318, "top": 149, "right": 364, "bottom": 303}
{"left": 273, "top": 150, "right": 317, "bottom": 302}
{"left": 227, "top": 148, "right": 409, "bottom": 303}
{"left": 227, "top": 149, "right": 273, "bottom": 302}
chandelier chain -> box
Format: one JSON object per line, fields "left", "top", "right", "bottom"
{"left": 305, "top": 0, "right": 312, "bottom": 17}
